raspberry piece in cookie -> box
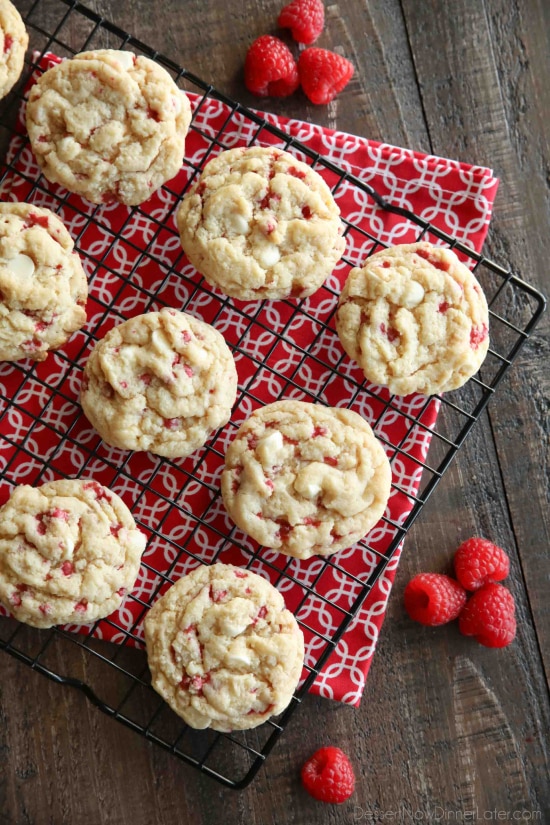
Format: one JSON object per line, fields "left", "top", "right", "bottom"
{"left": 335, "top": 242, "right": 490, "bottom": 396}
{"left": 80, "top": 308, "right": 238, "bottom": 458}
{"left": 144, "top": 563, "right": 304, "bottom": 731}
{"left": 244, "top": 35, "right": 299, "bottom": 97}
{"left": 454, "top": 536, "right": 510, "bottom": 591}
{"left": 0, "top": 479, "right": 146, "bottom": 628}
{"left": 221, "top": 400, "right": 392, "bottom": 559}
{"left": 26, "top": 49, "right": 191, "bottom": 205}
{"left": 278, "top": 0, "right": 325, "bottom": 45}
{"left": 0, "top": 0, "right": 28, "bottom": 100}
{"left": 177, "top": 146, "right": 345, "bottom": 301}
{"left": 0, "top": 202, "right": 87, "bottom": 362}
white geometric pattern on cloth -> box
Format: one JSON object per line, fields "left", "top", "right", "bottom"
{"left": 0, "top": 53, "right": 499, "bottom": 707}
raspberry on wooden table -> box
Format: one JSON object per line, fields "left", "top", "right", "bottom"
{"left": 458, "top": 582, "right": 516, "bottom": 648}
{"left": 301, "top": 746, "right": 355, "bottom": 804}
{"left": 298, "top": 47, "right": 354, "bottom": 104}
{"left": 404, "top": 573, "right": 467, "bottom": 626}
{"left": 278, "top": 0, "right": 325, "bottom": 45}
{"left": 454, "top": 537, "right": 510, "bottom": 591}
{"left": 244, "top": 35, "right": 299, "bottom": 97}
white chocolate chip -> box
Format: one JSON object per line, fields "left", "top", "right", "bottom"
{"left": 186, "top": 341, "right": 208, "bottom": 367}
{"left": 151, "top": 328, "right": 173, "bottom": 359}
{"left": 6, "top": 253, "right": 35, "bottom": 279}
{"left": 256, "top": 244, "right": 280, "bottom": 270}
{"left": 257, "top": 430, "right": 285, "bottom": 467}
{"left": 113, "top": 50, "right": 135, "bottom": 70}
{"left": 302, "top": 482, "right": 321, "bottom": 499}
{"left": 221, "top": 616, "right": 250, "bottom": 637}
{"left": 226, "top": 649, "right": 252, "bottom": 668}
{"left": 227, "top": 213, "right": 250, "bottom": 235}
{"left": 402, "top": 280, "right": 425, "bottom": 309}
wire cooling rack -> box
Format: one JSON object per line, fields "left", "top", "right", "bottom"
{"left": 0, "top": 0, "right": 546, "bottom": 790}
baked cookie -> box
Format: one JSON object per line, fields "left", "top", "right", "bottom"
{"left": 0, "top": 479, "right": 147, "bottom": 629}
{"left": 176, "top": 146, "right": 345, "bottom": 300}
{"left": 221, "top": 401, "right": 392, "bottom": 559}
{"left": 335, "top": 242, "right": 490, "bottom": 396}
{"left": 0, "top": 202, "right": 87, "bottom": 362}
{"left": 26, "top": 49, "right": 191, "bottom": 206}
{"left": 144, "top": 563, "right": 304, "bottom": 731}
{"left": 0, "top": 0, "right": 28, "bottom": 100}
{"left": 81, "top": 308, "right": 238, "bottom": 458}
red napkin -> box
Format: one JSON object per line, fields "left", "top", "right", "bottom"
{"left": 0, "top": 54, "right": 499, "bottom": 706}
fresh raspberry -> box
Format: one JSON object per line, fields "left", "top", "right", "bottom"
{"left": 278, "top": 0, "right": 325, "bottom": 45}
{"left": 404, "top": 573, "right": 467, "bottom": 626}
{"left": 454, "top": 537, "right": 510, "bottom": 591}
{"left": 298, "top": 48, "right": 354, "bottom": 105}
{"left": 458, "top": 583, "right": 516, "bottom": 648}
{"left": 244, "top": 35, "right": 300, "bottom": 98}
{"left": 301, "top": 746, "right": 355, "bottom": 804}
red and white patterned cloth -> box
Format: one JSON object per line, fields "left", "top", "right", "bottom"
{"left": 0, "top": 54, "right": 499, "bottom": 706}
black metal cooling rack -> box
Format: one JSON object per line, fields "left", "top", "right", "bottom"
{"left": 0, "top": 0, "right": 546, "bottom": 790}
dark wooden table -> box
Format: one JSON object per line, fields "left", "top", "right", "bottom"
{"left": 1, "top": 1, "right": 549, "bottom": 822}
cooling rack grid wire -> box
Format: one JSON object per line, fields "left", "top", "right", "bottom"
{"left": 0, "top": 0, "right": 545, "bottom": 789}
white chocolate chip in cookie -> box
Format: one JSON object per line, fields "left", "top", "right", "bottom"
{"left": 111, "top": 50, "right": 134, "bottom": 70}
{"left": 257, "top": 430, "right": 285, "bottom": 467}
{"left": 256, "top": 243, "right": 280, "bottom": 269}
{"left": 228, "top": 213, "right": 250, "bottom": 235}
{"left": 402, "top": 279, "right": 425, "bottom": 309}
{"left": 6, "top": 253, "right": 35, "bottom": 279}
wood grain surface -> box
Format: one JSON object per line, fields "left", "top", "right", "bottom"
{"left": 1, "top": 1, "right": 549, "bottom": 823}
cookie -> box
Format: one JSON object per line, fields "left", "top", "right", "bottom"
{"left": 0, "top": 479, "right": 147, "bottom": 629}
{"left": 0, "top": 0, "right": 28, "bottom": 100}
{"left": 26, "top": 49, "right": 191, "bottom": 206}
{"left": 144, "top": 563, "right": 304, "bottom": 731}
{"left": 81, "top": 308, "right": 238, "bottom": 458}
{"left": 176, "top": 146, "right": 345, "bottom": 300}
{"left": 221, "top": 401, "right": 392, "bottom": 560}
{"left": 335, "top": 242, "right": 490, "bottom": 396}
{"left": 0, "top": 202, "right": 87, "bottom": 362}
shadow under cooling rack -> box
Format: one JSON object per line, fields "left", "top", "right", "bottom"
{"left": 0, "top": 0, "right": 546, "bottom": 789}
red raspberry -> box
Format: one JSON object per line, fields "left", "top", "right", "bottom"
{"left": 278, "top": 0, "right": 325, "bottom": 45}
{"left": 454, "top": 537, "right": 510, "bottom": 591}
{"left": 458, "top": 583, "right": 516, "bottom": 648}
{"left": 244, "top": 35, "right": 300, "bottom": 98}
{"left": 301, "top": 746, "right": 355, "bottom": 804}
{"left": 298, "top": 48, "right": 354, "bottom": 105}
{"left": 404, "top": 573, "right": 467, "bottom": 626}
